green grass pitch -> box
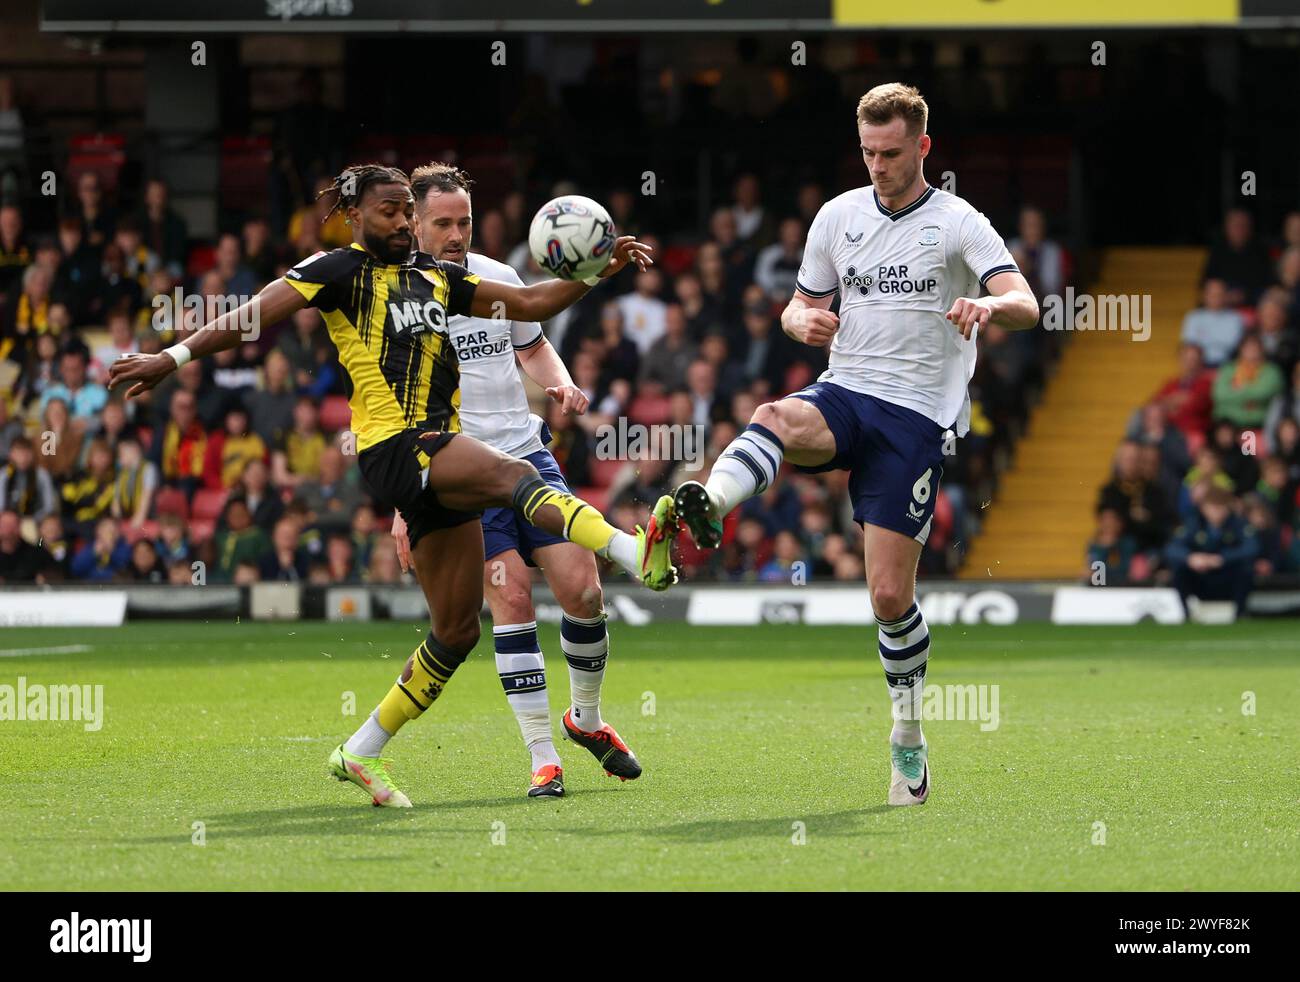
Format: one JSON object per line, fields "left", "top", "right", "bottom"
{"left": 1, "top": 619, "right": 1296, "bottom": 891}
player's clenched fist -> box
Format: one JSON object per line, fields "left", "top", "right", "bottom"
{"left": 785, "top": 307, "right": 841, "bottom": 347}
{"left": 945, "top": 297, "right": 994, "bottom": 339}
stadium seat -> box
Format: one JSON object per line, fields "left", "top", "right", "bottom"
{"left": 628, "top": 393, "right": 671, "bottom": 426}
{"left": 67, "top": 133, "right": 127, "bottom": 193}
{"left": 186, "top": 243, "right": 217, "bottom": 280}
{"left": 123, "top": 520, "right": 159, "bottom": 544}
{"left": 318, "top": 395, "right": 352, "bottom": 433}
{"left": 188, "top": 519, "right": 216, "bottom": 544}
{"left": 219, "top": 135, "right": 273, "bottom": 215}
{"left": 589, "top": 456, "right": 627, "bottom": 488}
{"left": 574, "top": 486, "right": 608, "bottom": 514}
{"left": 191, "top": 488, "right": 228, "bottom": 522}
{"left": 153, "top": 487, "right": 190, "bottom": 520}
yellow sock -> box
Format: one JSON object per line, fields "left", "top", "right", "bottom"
{"left": 376, "top": 633, "right": 465, "bottom": 735}
{"left": 515, "top": 481, "right": 618, "bottom": 556}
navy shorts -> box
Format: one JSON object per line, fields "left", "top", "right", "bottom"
{"left": 482, "top": 446, "right": 573, "bottom": 564}
{"left": 788, "top": 381, "right": 946, "bottom": 544}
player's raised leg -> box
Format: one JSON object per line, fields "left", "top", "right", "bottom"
{"left": 484, "top": 547, "right": 565, "bottom": 798}
{"left": 426, "top": 432, "right": 678, "bottom": 590}
{"left": 330, "top": 517, "right": 484, "bottom": 807}
{"left": 865, "top": 523, "right": 932, "bottom": 806}
{"left": 534, "top": 541, "right": 642, "bottom": 782}
{"left": 676, "top": 395, "right": 836, "bottom": 548}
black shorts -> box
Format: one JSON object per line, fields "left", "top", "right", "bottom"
{"left": 357, "top": 429, "right": 482, "bottom": 547}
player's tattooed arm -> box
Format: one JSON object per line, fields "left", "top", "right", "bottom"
{"left": 946, "top": 270, "right": 1039, "bottom": 339}
{"left": 469, "top": 236, "right": 653, "bottom": 322}
{"left": 108, "top": 279, "right": 308, "bottom": 399}
{"left": 781, "top": 289, "right": 840, "bottom": 347}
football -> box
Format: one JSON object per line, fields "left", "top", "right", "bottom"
{"left": 528, "top": 194, "right": 618, "bottom": 281}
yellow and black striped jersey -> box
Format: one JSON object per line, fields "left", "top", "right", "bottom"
{"left": 283, "top": 243, "right": 480, "bottom": 452}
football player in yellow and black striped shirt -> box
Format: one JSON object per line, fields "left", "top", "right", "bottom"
{"left": 109, "top": 163, "right": 679, "bottom": 808}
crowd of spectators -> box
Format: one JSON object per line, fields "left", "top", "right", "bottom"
{"left": 0, "top": 133, "right": 1063, "bottom": 587}
{"left": 1088, "top": 207, "right": 1300, "bottom": 610}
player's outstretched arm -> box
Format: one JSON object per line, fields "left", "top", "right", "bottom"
{"left": 108, "top": 279, "right": 308, "bottom": 399}
{"left": 517, "top": 338, "right": 588, "bottom": 415}
{"left": 946, "top": 270, "right": 1039, "bottom": 340}
{"left": 781, "top": 288, "right": 840, "bottom": 347}
{"left": 470, "top": 235, "right": 653, "bottom": 323}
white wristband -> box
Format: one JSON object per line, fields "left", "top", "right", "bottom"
{"left": 164, "top": 343, "right": 192, "bottom": 368}
{"left": 582, "top": 274, "right": 602, "bottom": 287}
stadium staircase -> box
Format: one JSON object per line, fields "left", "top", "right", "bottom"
{"left": 960, "top": 247, "right": 1205, "bottom": 579}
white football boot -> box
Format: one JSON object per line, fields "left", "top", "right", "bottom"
{"left": 888, "top": 740, "right": 931, "bottom": 806}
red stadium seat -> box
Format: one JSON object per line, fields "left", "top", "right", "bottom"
{"left": 589, "top": 456, "right": 627, "bottom": 488}
{"left": 319, "top": 395, "right": 352, "bottom": 434}
{"left": 661, "top": 245, "right": 698, "bottom": 277}
{"left": 67, "top": 133, "right": 126, "bottom": 193}
{"left": 124, "top": 521, "right": 159, "bottom": 544}
{"left": 628, "top": 394, "right": 671, "bottom": 427}
{"left": 188, "top": 519, "right": 216, "bottom": 544}
{"left": 153, "top": 487, "right": 189, "bottom": 520}
{"left": 191, "top": 488, "right": 228, "bottom": 522}
{"left": 186, "top": 244, "right": 217, "bottom": 280}
{"left": 574, "top": 486, "right": 608, "bottom": 514}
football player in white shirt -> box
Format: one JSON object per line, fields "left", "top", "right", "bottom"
{"left": 673, "top": 83, "right": 1039, "bottom": 805}
{"left": 390, "top": 162, "right": 647, "bottom": 798}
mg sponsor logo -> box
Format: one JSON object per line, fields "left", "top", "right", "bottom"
{"left": 389, "top": 299, "right": 448, "bottom": 335}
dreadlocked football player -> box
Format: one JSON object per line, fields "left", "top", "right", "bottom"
{"left": 108, "top": 164, "right": 679, "bottom": 808}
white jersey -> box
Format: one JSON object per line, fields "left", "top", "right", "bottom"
{"left": 796, "top": 184, "right": 1018, "bottom": 437}
{"left": 447, "top": 253, "right": 547, "bottom": 457}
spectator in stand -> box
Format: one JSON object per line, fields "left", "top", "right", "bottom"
{"left": 241, "top": 217, "right": 277, "bottom": 285}
{"left": 349, "top": 503, "right": 377, "bottom": 572}
{"left": 740, "top": 289, "right": 804, "bottom": 393}
{"left": 1007, "top": 205, "right": 1065, "bottom": 299}
{"left": 1127, "top": 401, "right": 1191, "bottom": 481}
{"left": 259, "top": 516, "right": 307, "bottom": 582}
{"left": 1208, "top": 418, "right": 1259, "bottom": 493}
{"left": 1212, "top": 334, "right": 1284, "bottom": 430}
{"left": 1085, "top": 506, "right": 1137, "bottom": 584}
{"left": 140, "top": 178, "right": 188, "bottom": 277}
{"left": 243, "top": 348, "right": 297, "bottom": 449}
{"left": 685, "top": 358, "right": 720, "bottom": 432}
{"left": 0, "top": 395, "right": 23, "bottom": 458}
{"left": 0, "top": 508, "right": 52, "bottom": 582}
{"left": 1, "top": 262, "right": 53, "bottom": 363}
{"left": 1152, "top": 342, "right": 1215, "bottom": 442}
{"left": 98, "top": 242, "right": 143, "bottom": 318}
{"left": 166, "top": 558, "right": 193, "bottom": 585}
{"left": 37, "top": 513, "right": 70, "bottom": 580}
{"left": 1096, "top": 439, "right": 1172, "bottom": 551}
{"left": 1255, "top": 289, "right": 1299, "bottom": 380}
{"left": 203, "top": 407, "right": 267, "bottom": 490}
{"left": 272, "top": 396, "right": 326, "bottom": 488}
{"left": 113, "top": 217, "right": 160, "bottom": 290}
{"left": 1241, "top": 492, "right": 1286, "bottom": 579}
{"left": 616, "top": 267, "right": 668, "bottom": 355}
{"left": 1268, "top": 388, "right": 1300, "bottom": 469}
{"left": 39, "top": 397, "right": 82, "bottom": 481}
{"left": 367, "top": 537, "right": 403, "bottom": 584}
{"left": 111, "top": 436, "right": 157, "bottom": 533}
{"left": 277, "top": 306, "right": 337, "bottom": 396}
{"left": 673, "top": 271, "right": 722, "bottom": 340}
{"left": 730, "top": 173, "right": 772, "bottom": 245}
{"left": 1277, "top": 247, "right": 1300, "bottom": 329}
{"left": 639, "top": 303, "right": 697, "bottom": 393}
{"left": 287, "top": 175, "right": 351, "bottom": 251}
{"left": 1180, "top": 278, "right": 1244, "bottom": 369}
{"left": 127, "top": 539, "right": 167, "bottom": 583}
{"left": 41, "top": 345, "right": 107, "bottom": 428}
{"left": 544, "top": 399, "right": 592, "bottom": 488}
{"left": 753, "top": 216, "right": 804, "bottom": 302}
{"left": 70, "top": 516, "right": 131, "bottom": 581}
{"left": 213, "top": 495, "right": 271, "bottom": 581}
{"left": 698, "top": 332, "right": 747, "bottom": 404}
{"left": 238, "top": 457, "right": 283, "bottom": 531}
{"left": 61, "top": 436, "right": 116, "bottom": 541}
{"left": 155, "top": 512, "right": 190, "bottom": 565}
{"left": 17, "top": 329, "right": 60, "bottom": 409}
{"left": 1179, "top": 443, "right": 1236, "bottom": 519}
{"left": 595, "top": 303, "right": 640, "bottom": 389}
{"left": 297, "top": 445, "right": 363, "bottom": 531}
{"left": 759, "top": 529, "right": 806, "bottom": 583}
{"left": 70, "top": 171, "right": 116, "bottom": 250}
{"left": 93, "top": 311, "right": 138, "bottom": 379}
{"left": 213, "top": 232, "right": 257, "bottom": 298}
{"left": 325, "top": 532, "right": 357, "bottom": 582}
{"left": 152, "top": 387, "right": 207, "bottom": 496}
{"left": 52, "top": 218, "right": 103, "bottom": 323}
{"left": 0, "top": 203, "right": 30, "bottom": 301}
{"left": 708, "top": 206, "right": 754, "bottom": 303}
{"left": 1202, "top": 208, "right": 1272, "bottom": 306}
{"left": 1165, "top": 484, "right": 1258, "bottom": 615}
{"left": 0, "top": 435, "right": 56, "bottom": 521}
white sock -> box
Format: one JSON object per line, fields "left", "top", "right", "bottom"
{"left": 706, "top": 423, "right": 785, "bottom": 516}
{"left": 344, "top": 710, "right": 392, "bottom": 758}
{"left": 877, "top": 601, "right": 929, "bottom": 747}
{"left": 494, "top": 621, "right": 561, "bottom": 769}
{"left": 602, "top": 529, "right": 642, "bottom": 580}
{"left": 561, "top": 611, "right": 608, "bottom": 732}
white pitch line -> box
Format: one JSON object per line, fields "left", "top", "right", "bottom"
{"left": 0, "top": 644, "right": 93, "bottom": 658}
